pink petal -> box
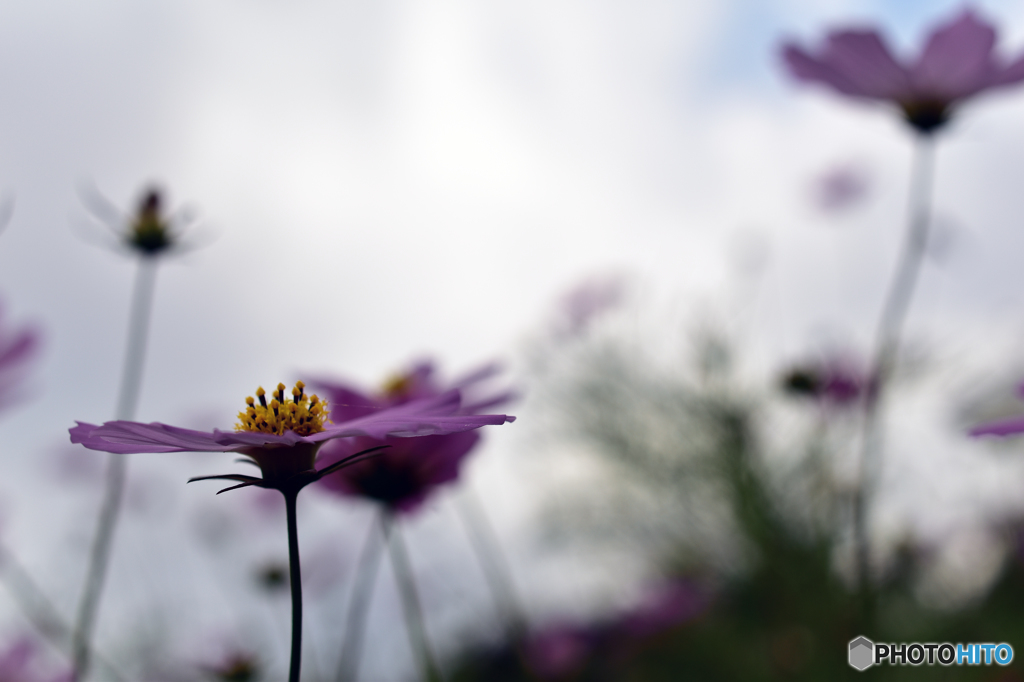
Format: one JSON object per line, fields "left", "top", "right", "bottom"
{"left": 0, "top": 328, "right": 39, "bottom": 369}
{"left": 782, "top": 44, "right": 867, "bottom": 96}
{"left": 70, "top": 421, "right": 229, "bottom": 453}
{"left": 822, "top": 31, "right": 910, "bottom": 99}
{"left": 912, "top": 10, "right": 998, "bottom": 100}
{"left": 308, "top": 379, "right": 381, "bottom": 421}
{"left": 994, "top": 52, "right": 1024, "bottom": 87}
{"left": 323, "top": 391, "right": 514, "bottom": 440}
{"left": 70, "top": 390, "right": 514, "bottom": 456}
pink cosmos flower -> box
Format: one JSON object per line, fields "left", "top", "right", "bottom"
{"left": 781, "top": 9, "right": 1024, "bottom": 132}
{"left": 780, "top": 354, "right": 873, "bottom": 408}
{"left": 312, "top": 361, "right": 513, "bottom": 513}
{"left": 812, "top": 163, "right": 870, "bottom": 213}
{"left": 70, "top": 381, "right": 514, "bottom": 495}
{"left": 71, "top": 381, "right": 514, "bottom": 682}
{"left": 555, "top": 275, "right": 624, "bottom": 339}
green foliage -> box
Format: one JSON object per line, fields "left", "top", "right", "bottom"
{"left": 452, "top": 336, "right": 1024, "bottom": 681}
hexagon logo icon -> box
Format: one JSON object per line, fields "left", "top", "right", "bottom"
{"left": 849, "top": 636, "right": 874, "bottom": 671}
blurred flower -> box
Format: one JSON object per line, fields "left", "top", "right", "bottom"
{"left": 780, "top": 355, "right": 871, "bottom": 408}
{"left": 524, "top": 624, "right": 594, "bottom": 680}
{"left": 202, "top": 650, "right": 261, "bottom": 682}
{"left": 524, "top": 579, "right": 710, "bottom": 679}
{"left": 69, "top": 380, "right": 514, "bottom": 495}
{"left": 254, "top": 560, "right": 289, "bottom": 594}
{"left": 313, "top": 362, "right": 513, "bottom": 513}
{"left": 0, "top": 637, "right": 70, "bottom": 682}
{"left": 554, "top": 275, "right": 625, "bottom": 339}
{"left": 613, "top": 580, "right": 711, "bottom": 640}
{"left": 127, "top": 189, "right": 177, "bottom": 255}
{"left": 812, "top": 163, "right": 870, "bottom": 213}
{"left": 0, "top": 301, "right": 39, "bottom": 412}
{"left": 782, "top": 9, "right": 1024, "bottom": 133}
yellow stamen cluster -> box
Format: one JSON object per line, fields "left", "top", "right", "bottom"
{"left": 235, "top": 381, "right": 328, "bottom": 436}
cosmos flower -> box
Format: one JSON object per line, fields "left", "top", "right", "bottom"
{"left": 0, "top": 301, "right": 39, "bottom": 412}
{"left": 555, "top": 275, "right": 625, "bottom": 339}
{"left": 780, "top": 355, "right": 872, "bottom": 408}
{"left": 812, "top": 163, "right": 870, "bottom": 213}
{"left": 313, "top": 361, "right": 513, "bottom": 513}
{"left": 80, "top": 184, "right": 200, "bottom": 258}
{"left": 72, "top": 381, "right": 514, "bottom": 682}
{"left": 781, "top": 9, "right": 1024, "bottom": 133}
{"left": 70, "top": 381, "right": 515, "bottom": 495}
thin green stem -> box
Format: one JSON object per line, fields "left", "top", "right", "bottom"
{"left": 73, "top": 258, "right": 158, "bottom": 682}
{"left": 852, "top": 134, "right": 936, "bottom": 592}
{"left": 384, "top": 514, "right": 443, "bottom": 682}
{"left": 285, "top": 490, "right": 304, "bottom": 682}
{"left": 335, "top": 511, "right": 386, "bottom": 682}
{"left": 115, "top": 258, "right": 157, "bottom": 423}
{"left": 454, "top": 488, "right": 527, "bottom": 642}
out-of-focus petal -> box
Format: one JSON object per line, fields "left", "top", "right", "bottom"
{"left": 314, "top": 361, "right": 514, "bottom": 512}
{"left": 318, "top": 431, "right": 482, "bottom": 513}
{"left": 308, "top": 380, "right": 379, "bottom": 422}
{"left": 782, "top": 9, "right": 1024, "bottom": 132}
{"left": 970, "top": 416, "right": 1024, "bottom": 438}
{"left": 0, "top": 303, "right": 41, "bottom": 411}
{"left": 394, "top": 430, "right": 480, "bottom": 512}
{"left": 912, "top": 11, "right": 997, "bottom": 99}
{"left": 556, "top": 275, "right": 625, "bottom": 338}
{"left": 824, "top": 31, "right": 910, "bottom": 98}
{"left": 812, "top": 163, "right": 870, "bottom": 212}
{"left": 782, "top": 44, "right": 866, "bottom": 96}
{"left": 0, "top": 328, "right": 38, "bottom": 369}
{"left": 995, "top": 52, "right": 1024, "bottom": 86}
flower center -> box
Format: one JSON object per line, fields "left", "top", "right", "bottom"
{"left": 899, "top": 99, "right": 950, "bottom": 134}
{"left": 129, "top": 189, "right": 175, "bottom": 255}
{"left": 235, "top": 381, "right": 328, "bottom": 436}
{"left": 381, "top": 373, "right": 414, "bottom": 400}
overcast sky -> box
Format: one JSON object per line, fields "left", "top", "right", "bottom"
{"left": 0, "top": 0, "right": 1021, "bottom": 423}
{"left": 3, "top": 0, "right": 1024, "bottom": 677}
